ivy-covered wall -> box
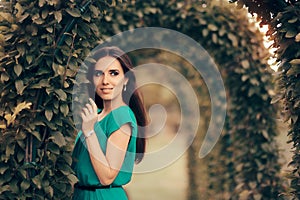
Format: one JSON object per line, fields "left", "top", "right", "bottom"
{"left": 230, "top": 1, "right": 300, "bottom": 198}
{"left": 0, "top": 0, "right": 116, "bottom": 199}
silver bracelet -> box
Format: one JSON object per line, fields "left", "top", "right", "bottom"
{"left": 84, "top": 130, "right": 94, "bottom": 139}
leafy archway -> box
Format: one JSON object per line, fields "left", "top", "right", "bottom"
{"left": 230, "top": 1, "right": 300, "bottom": 198}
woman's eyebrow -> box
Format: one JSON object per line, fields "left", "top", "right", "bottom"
{"left": 108, "top": 69, "right": 120, "bottom": 72}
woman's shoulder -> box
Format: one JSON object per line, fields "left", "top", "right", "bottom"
{"left": 105, "top": 106, "right": 137, "bottom": 136}
{"left": 109, "top": 105, "right": 136, "bottom": 123}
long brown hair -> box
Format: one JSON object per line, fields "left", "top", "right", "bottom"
{"left": 86, "top": 46, "right": 147, "bottom": 163}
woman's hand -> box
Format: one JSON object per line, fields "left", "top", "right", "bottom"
{"left": 81, "top": 98, "right": 98, "bottom": 136}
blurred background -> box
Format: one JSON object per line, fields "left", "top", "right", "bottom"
{"left": 123, "top": 50, "right": 292, "bottom": 200}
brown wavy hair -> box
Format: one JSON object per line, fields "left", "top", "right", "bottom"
{"left": 86, "top": 46, "right": 147, "bottom": 163}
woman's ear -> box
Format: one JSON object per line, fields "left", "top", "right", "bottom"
{"left": 124, "top": 77, "right": 129, "bottom": 85}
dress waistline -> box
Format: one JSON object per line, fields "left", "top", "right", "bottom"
{"left": 74, "top": 183, "right": 122, "bottom": 191}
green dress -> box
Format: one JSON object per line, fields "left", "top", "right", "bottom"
{"left": 72, "top": 106, "right": 137, "bottom": 200}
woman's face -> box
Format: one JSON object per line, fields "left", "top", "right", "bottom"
{"left": 93, "top": 56, "right": 128, "bottom": 102}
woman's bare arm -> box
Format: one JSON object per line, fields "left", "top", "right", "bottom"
{"left": 84, "top": 124, "right": 131, "bottom": 185}
{"left": 80, "top": 98, "right": 131, "bottom": 185}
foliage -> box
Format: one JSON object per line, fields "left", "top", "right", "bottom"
{"left": 98, "top": 0, "right": 284, "bottom": 199}
{"left": 186, "top": 2, "right": 285, "bottom": 199}
{"left": 0, "top": 0, "right": 118, "bottom": 198}
{"left": 230, "top": 0, "right": 300, "bottom": 198}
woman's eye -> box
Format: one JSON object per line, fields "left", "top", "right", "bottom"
{"left": 94, "top": 70, "right": 103, "bottom": 77}
{"left": 110, "top": 70, "right": 119, "bottom": 76}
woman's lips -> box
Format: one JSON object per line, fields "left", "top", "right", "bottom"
{"left": 100, "top": 88, "right": 113, "bottom": 93}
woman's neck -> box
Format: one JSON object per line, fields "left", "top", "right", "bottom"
{"left": 102, "top": 98, "right": 126, "bottom": 113}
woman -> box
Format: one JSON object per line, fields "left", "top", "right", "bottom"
{"left": 72, "top": 46, "right": 147, "bottom": 200}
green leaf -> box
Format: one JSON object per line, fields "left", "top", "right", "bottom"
{"left": 60, "top": 104, "right": 69, "bottom": 116}
{"left": 212, "top": 33, "right": 217, "bottom": 43}
{"left": 202, "top": 28, "right": 209, "bottom": 37}
{"left": 239, "top": 190, "right": 250, "bottom": 199}
{"left": 0, "top": 185, "right": 10, "bottom": 194}
{"left": 286, "top": 65, "right": 300, "bottom": 76}
{"left": 46, "top": 27, "right": 53, "bottom": 33}
{"left": 288, "top": 18, "right": 298, "bottom": 23}
{"left": 254, "top": 194, "right": 262, "bottom": 200}
{"left": 17, "top": 150, "right": 25, "bottom": 162}
{"left": 18, "top": 169, "right": 27, "bottom": 179}
{"left": 89, "top": 5, "right": 100, "bottom": 17}
{"left": 47, "top": 143, "right": 60, "bottom": 154}
{"left": 26, "top": 55, "right": 33, "bottom": 64}
{"left": 32, "top": 175, "right": 42, "bottom": 189}
{"left": 17, "top": 45, "right": 25, "bottom": 56}
{"left": 15, "top": 101, "right": 32, "bottom": 114}
{"left": 5, "top": 143, "right": 15, "bottom": 157}
{"left": 10, "top": 180, "right": 19, "bottom": 193}
{"left": 241, "top": 60, "right": 250, "bottom": 69}
{"left": 0, "top": 165, "right": 8, "bottom": 175}
{"left": 0, "top": 12, "right": 13, "bottom": 23}
{"left": 45, "top": 186, "right": 54, "bottom": 197}
{"left": 0, "top": 33, "right": 5, "bottom": 45}
{"left": 38, "top": 0, "right": 45, "bottom": 7}
{"left": 45, "top": 109, "right": 53, "bottom": 121}
{"left": 58, "top": 163, "right": 72, "bottom": 175}
{"left": 30, "top": 79, "right": 49, "bottom": 89}
{"left": 15, "top": 79, "right": 25, "bottom": 95}
{"left": 208, "top": 23, "right": 218, "bottom": 31}
{"left": 271, "top": 94, "right": 284, "bottom": 104}
{"left": 57, "top": 65, "right": 65, "bottom": 75}
{"left": 41, "top": 9, "right": 49, "bottom": 19}
{"left": 296, "top": 33, "right": 300, "bottom": 42}
{"left": 21, "top": 180, "right": 30, "bottom": 191}
{"left": 53, "top": 183, "right": 66, "bottom": 193}
{"left": 66, "top": 8, "right": 81, "bottom": 18}
{"left": 30, "top": 130, "right": 42, "bottom": 141}
{"left": 67, "top": 174, "right": 78, "bottom": 185}
{"left": 51, "top": 131, "right": 66, "bottom": 147}
{"left": 285, "top": 30, "right": 297, "bottom": 38}
{"left": 289, "top": 59, "right": 300, "bottom": 65}
{"left": 249, "top": 78, "right": 259, "bottom": 86}
{"left": 64, "top": 36, "right": 73, "bottom": 46}
{"left": 14, "top": 64, "right": 22, "bottom": 77}
{"left": 241, "top": 75, "right": 249, "bottom": 82}
{"left": 227, "top": 33, "right": 238, "bottom": 47}
{"left": 62, "top": 154, "right": 73, "bottom": 166}
{"left": 1, "top": 73, "right": 9, "bottom": 82}
{"left": 236, "top": 1, "right": 244, "bottom": 9}
{"left": 54, "top": 11, "right": 62, "bottom": 23}
{"left": 261, "top": 130, "right": 270, "bottom": 140}
{"left": 55, "top": 89, "right": 67, "bottom": 101}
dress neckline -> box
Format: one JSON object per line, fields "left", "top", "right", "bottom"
{"left": 97, "top": 105, "right": 128, "bottom": 122}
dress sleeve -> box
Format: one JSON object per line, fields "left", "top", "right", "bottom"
{"left": 106, "top": 106, "right": 137, "bottom": 138}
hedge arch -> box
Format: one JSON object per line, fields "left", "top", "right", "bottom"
{"left": 99, "top": 0, "right": 284, "bottom": 199}
{"left": 230, "top": 1, "right": 300, "bottom": 198}
{"left": 0, "top": 0, "right": 289, "bottom": 199}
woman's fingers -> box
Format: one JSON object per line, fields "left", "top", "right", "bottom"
{"left": 80, "top": 110, "right": 87, "bottom": 119}
{"left": 81, "top": 98, "right": 98, "bottom": 121}
{"left": 81, "top": 99, "right": 98, "bottom": 133}
{"left": 89, "top": 98, "right": 98, "bottom": 112}
{"left": 82, "top": 107, "right": 89, "bottom": 116}
{"left": 85, "top": 103, "right": 94, "bottom": 114}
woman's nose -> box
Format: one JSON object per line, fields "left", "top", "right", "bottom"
{"left": 101, "top": 73, "right": 109, "bottom": 85}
